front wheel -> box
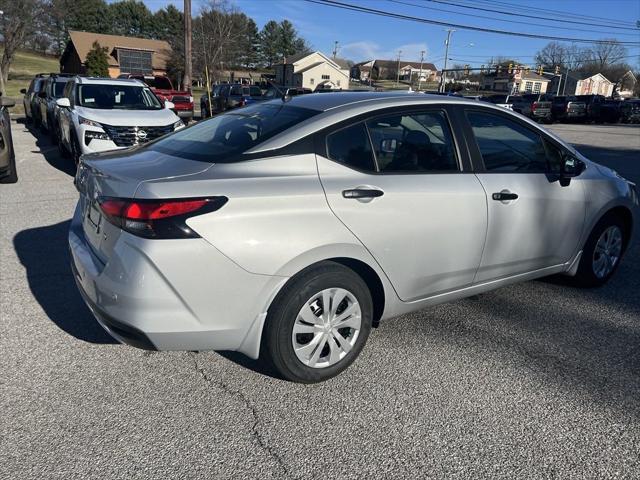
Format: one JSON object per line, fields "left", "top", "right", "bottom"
{"left": 262, "top": 262, "right": 373, "bottom": 383}
{"left": 572, "top": 214, "right": 628, "bottom": 287}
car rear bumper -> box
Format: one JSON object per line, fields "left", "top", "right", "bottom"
{"left": 68, "top": 202, "right": 286, "bottom": 356}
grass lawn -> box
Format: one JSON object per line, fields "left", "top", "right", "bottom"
{"left": 1, "top": 49, "right": 59, "bottom": 115}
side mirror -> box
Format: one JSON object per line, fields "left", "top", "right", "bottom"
{"left": 20, "top": 89, "right": 27, "bottom": 95}
{"left": 164, "top": 100, "right": 175, "bottom": 110}
{"left": 560, "top": 155, "right": 585, "bottom": 186}
{"left": 56, "top": 98, "right": 70, "bottom": 108}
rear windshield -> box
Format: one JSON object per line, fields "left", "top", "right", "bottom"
{"left": 575, "top": 95, "right": 594, "bottom": 101}
{"left": 148, "top": 102, "right": 319, "bottom": 162}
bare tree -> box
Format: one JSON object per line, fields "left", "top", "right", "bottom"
{"left": 586, "top": 39, "right": 628, "bottom": 71}
{"left": 192, "top": 0, "right": 251, "bottom": 81}
{"left": 1, "top": 1, "right": 44, "bottom": 85}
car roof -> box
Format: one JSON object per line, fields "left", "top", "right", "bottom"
{"left": 281, "top": 91, "right": 469, "bottom": 112}
{"left": 75, "top": 77, "right": 145, "bottom": 86}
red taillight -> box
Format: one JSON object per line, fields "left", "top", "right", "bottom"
{"left": 532, "top": 102, "right": 538, "bottom": 112}
{"left": 98, "top": 196, "right": 227, "bottom": 239}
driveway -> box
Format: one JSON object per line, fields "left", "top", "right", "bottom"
{"left": 1, "top": 121, "right": 639, "bottom": 479}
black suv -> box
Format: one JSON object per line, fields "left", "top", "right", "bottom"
{"left": 575, "top": 94, "right": 606, "bottom": 123}
{"left": 551, "top": 95, "right": 587, "bottom": 123}
{"left": 20, "top": 74, "right": 48, "bottom": 125}
{"left": 200, "top": 84, "right": 264, "bottom": 117}
{"left": 37, "top": 74, "right": 74, "bottom": 137}
{"left": 620, "top": 99, "right": 640, "bottom": 123}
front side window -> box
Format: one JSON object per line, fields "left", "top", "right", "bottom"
{"left": 327, "top": 123, "right": 376, "bottom": 172}
{"left": 366, "top": 111, "right": 458, "bottom": 172}
{"left": 467, "top": 111, "right": 549, "bottom": 173}
{"left": 230, "top": 85, "right": 243, "bottom": 95}
{"left": 78, "top": 84, "right": 162, "bottom": 110}
{"left": 150, "top": 103, "right": 319, "bottom": 162}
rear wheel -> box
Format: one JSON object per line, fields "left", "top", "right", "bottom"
{"left": 572, "top": 213, "right": 628, "bottom": 287}
{"left": 262, "top": 262, "right": 373, "bottom": 383}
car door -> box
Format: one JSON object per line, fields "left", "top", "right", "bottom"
{"left": 462, "top": 107, "right": 586, "bottom": 282}
{"left": 317, "top": 106, "right": 488, "bottom": 302}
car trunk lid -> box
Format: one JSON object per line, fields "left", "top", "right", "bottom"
{"left": 76, "top": 148, "right": 214, "bottom": 263}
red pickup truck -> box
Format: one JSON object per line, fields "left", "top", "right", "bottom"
{"left": 119, "top": 74, "right": 194, "bottom": 122}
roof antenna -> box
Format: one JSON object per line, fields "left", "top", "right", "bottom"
{"left": 268, "top": 81, "right": 290, "bottom": 102}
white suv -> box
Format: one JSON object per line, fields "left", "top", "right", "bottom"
{"left": 56, "top": 77, "right": 184, "bottom": 164}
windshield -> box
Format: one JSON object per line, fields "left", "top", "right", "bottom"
{"left": 53, "top": 81, "right": 67, "bottom": 98}
{"left": 149, "top": 102, "right": 319, "bottom": 162}
{"left": 78, "top": 84, "right": 162, "bottom": 110}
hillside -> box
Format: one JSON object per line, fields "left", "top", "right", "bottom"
{"left": 1, "top": 50, "right": 60, "bottom": 114}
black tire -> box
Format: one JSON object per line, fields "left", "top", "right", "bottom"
{"left": 572, "top": 213, "right": 629, "bottom": 288}
{"left": 262, "top": 261, "right": 373, "bottom": 383}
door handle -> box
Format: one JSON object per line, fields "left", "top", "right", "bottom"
{"left": 492, "top": 191, "right": 518, "bottom": 201}
{"left": 342, "top": 188, "right": 384, "bottom": 199}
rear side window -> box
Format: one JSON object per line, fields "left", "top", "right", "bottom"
{"left": 466, "top": 111, "right": 549, "bottom": 173}
{"left": 149, "top": 103, "right": 319, "bottom": 162}
{"left": 327, "top": 123, "right": 376, "bottom": 172}
{"left": 366, "top": 111, "right": 457, "bottom": 172}
{"left": 230, "top": 85, "right": 243, "bottom": 95}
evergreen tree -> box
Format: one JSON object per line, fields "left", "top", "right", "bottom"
{"left": 85, "top": 41, "right": 110, "bottom": 77}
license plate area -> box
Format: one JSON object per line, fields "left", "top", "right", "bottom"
{"left": 83, "top": 199, "right": 104, "bottom": 249}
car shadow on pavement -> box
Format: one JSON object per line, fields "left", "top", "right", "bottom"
{"left": 13, "top": 220, "right": 117, "bottom": 345}
{"left": 22, "top": 121, "right": 77, "bottom": 177}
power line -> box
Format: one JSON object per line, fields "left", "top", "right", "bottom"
{"left": 421, "top": 0, "right": 640, "bottom": 32}
{"left": 388, "top": 0, "right": 640, "bottom": 37}
{"left": 305, "top": 0, "right": 640, "bottom": 45}
{"left": 460, "top": 0, "right": 636, "bottom": 28}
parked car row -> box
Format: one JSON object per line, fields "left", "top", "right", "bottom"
{"left": 464, "top": 93, "right": 640, "bottom": 124}
{"left": 199, "top": 83, "right": 314, "bottom": 117}
{"left": 21, "top": 75, "right": 186, "bottom": 165}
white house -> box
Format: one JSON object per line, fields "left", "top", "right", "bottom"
{"left": 559, "top": 73, "right": 615, "bottom": 97}
{"left": 273, "top": 51, "right": 350, "bottom": 90}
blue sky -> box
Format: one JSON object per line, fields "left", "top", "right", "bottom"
{"left": 139, "top": 0, "right": 640, "bottom": 69}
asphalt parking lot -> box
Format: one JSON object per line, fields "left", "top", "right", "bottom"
{"left": 2, "top": 121, "right": 639, "bottom": 479}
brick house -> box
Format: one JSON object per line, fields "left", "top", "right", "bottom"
{"left": 60, "top": 30, "right": 171, "bottom": 78}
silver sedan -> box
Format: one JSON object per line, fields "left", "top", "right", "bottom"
{"left": 69, "top": 92, "right": 638, "bottom": 383}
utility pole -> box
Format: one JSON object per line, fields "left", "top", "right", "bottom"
{"left": 332, "top": 41, "right": 339, "bottom": 60}
{"left": 440, "top": 29, "right": 454, "bottom": 93}
{"left": 395, "top": 50, "right": 402, "bottom": 87}
{"left": 418, "top": 50, "right": 425, "bottom": 91}
{"left": 183, "top": 0, "right": 192, "bottom": 92}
